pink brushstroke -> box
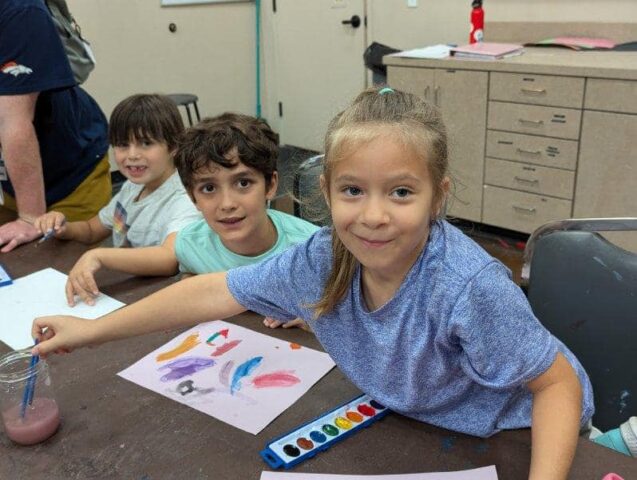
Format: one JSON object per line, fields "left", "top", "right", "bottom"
{"left": 252, "top": 370, "right": 300, "bottom": 389}
{"left": 211, "top": 339, "right": 242, "bottom": 357}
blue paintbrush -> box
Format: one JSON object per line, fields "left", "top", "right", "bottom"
{"left": 20, "top": 341, "right": 40, "bottom": 418}
{"left": 37, "top": 229, "right": 55, "bottom": 244}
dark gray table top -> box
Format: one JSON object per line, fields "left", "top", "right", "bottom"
{"left": 1, "top": 240, "right": 635, "bottom": 479}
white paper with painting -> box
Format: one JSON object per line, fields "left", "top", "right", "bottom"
{"left": 118, "top": 320, "right": 335, "bottom": 434}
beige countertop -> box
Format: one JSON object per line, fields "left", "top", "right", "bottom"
{"left": 384, "top": 47, "right": 637, "bottom": 80}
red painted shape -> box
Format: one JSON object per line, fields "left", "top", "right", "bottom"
{"left": 252, "top": 370, "right": 300, "bottom": 388}
{"left": 210, "top": 339, "right": 241, "bottom": 357}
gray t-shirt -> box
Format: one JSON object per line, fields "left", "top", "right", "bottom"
{"left": 227, "top": 221, "right": 594, "bottom": 437}
{"left": 98, "top": 171, "right": 201, "bottom": 247}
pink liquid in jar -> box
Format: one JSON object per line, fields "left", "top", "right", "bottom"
{"left": 2, "top": 397, "right": 60, "bottom": 445}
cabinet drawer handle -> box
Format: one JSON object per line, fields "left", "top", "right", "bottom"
{"left": 434, "top": 86, "right": 440, "bottom": 107}
{"left": 518, "top": 118, "right": 544, "bottom": 126}
{"left": 514, "top": 176, "right": 539, "bottom": 185}
{"left": 512, "top": 205, "right": 537, "bottom": 214}
{"left": 424, "top": 86, "right": 430, "bottom": 101}
{"left": 516, "top": 148, "right": 541, "bottom": 156}
{"left": 520, "top": 87, "right": 547, "bottom": 95}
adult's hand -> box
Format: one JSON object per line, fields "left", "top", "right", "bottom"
{"left": 0, "top": 218, "right": 40, "bottom": 252}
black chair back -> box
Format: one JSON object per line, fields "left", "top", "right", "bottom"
{"left": 527, "top": 230, "right": 637, "bottom": 430}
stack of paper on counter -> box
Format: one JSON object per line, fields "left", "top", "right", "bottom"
{"left": 389, "top": 44, "right": 451, "bottom": 59}
{"left": 526, "top": 36, "right": 616, "bottom": 50}
{"left": 451, "top": 42, "right": 524, "bottom": 60}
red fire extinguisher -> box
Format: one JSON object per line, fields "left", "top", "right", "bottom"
{"left": 469, "top": 0, "right": 484, "bottom": 44}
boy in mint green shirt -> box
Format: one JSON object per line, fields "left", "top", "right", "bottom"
{"left": 175, "top": 208, "right": 317, "bottom": 273}
{"left": 65, "top": 113, "right": 318, "bottom": 324}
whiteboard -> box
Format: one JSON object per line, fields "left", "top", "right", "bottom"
{"left": 161, "top": 0, "right": 253, "bottom": 5}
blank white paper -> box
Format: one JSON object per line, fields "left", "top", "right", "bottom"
{"left": 0, "top": 268, "right": 125, "bottom": 350}
{"left": 260, "top": 466, "right": 498, "bottom": 480}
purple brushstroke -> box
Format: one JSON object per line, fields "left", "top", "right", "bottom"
{"left": 158, "top": 356, "right": 216, "bottom": 382}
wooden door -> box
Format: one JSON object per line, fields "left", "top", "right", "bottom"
{"left": 271, "top": 0, "right": 367, "bottom": 151}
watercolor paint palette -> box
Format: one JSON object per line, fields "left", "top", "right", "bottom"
{"left": 260, "top": 393, "right": 390, "bottom": 469}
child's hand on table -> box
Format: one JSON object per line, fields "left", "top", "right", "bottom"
{"left": 66, "top": 250, "right": 103, "bottom": 306}
{"left": 263, "top": 317, "right": 311, "bottom": 332}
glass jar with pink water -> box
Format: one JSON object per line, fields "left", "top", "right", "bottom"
{"left": 0, "top": 349, "right": 60, "bottom": 445}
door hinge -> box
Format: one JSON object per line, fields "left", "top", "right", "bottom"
{"left": 272, "top": 0, "right": 276, "bottom": 13}
{"left": 278, "top": 101, "right": 283, "bottom": 117}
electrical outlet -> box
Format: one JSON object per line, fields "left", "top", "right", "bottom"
{"left": 407, "top": 0, "right": 418, "bottom": 7}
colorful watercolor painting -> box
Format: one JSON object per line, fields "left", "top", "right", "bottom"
{"left": 118, "top": 320, "right": 335, "bottom": 434}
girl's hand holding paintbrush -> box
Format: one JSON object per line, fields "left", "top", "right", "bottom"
{"left": 31, "top": 315, "right": 94, "bottom": 358}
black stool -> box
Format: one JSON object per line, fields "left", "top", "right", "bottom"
{"left": 167, "top": 93, "right": 201, "bottom": 126}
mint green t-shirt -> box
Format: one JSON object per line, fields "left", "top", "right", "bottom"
{"left": 174, "top": 209, "right": 320, "bottom": 274}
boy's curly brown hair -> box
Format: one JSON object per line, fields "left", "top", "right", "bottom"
{"left": 175, "top": 113, "right": 279, "bottom": 194}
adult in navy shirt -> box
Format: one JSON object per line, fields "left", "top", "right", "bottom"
{"left": 0, "top": 0, "right": 110, "bottom": 252}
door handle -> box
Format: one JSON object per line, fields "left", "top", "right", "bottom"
{"left": 342, "top": 15, "right": 361, "bottom": 28}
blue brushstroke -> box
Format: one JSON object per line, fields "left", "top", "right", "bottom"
{"left": 230, "top": 356, "right": 263, "bottom": 394}
{"left": 158, "top": 357, "right": 215, "bottom": 382}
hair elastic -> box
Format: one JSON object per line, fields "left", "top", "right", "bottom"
{"left": 378, "top": 87, "right": 394, "bottom": 95}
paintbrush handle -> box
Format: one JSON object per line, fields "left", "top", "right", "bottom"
{"left": 20, "top": 354, "right": 38, "bottom": 418}
{"left": 26, "top": 356, "right": 40, "bottom": 406}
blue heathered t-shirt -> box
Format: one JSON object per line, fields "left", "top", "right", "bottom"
{"left": 0, "top": 0, "right": 108, "bottom": 205}
{"left": 227, "top": 220, "right": 594, "bottom": 437}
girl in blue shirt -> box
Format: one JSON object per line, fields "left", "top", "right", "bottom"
{"left": 33, "top": 87, "right": 593, "bottom": 480}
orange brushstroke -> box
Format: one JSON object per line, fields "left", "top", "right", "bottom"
{"left": 156, "top": 334, "right": 200, "bottom": 361}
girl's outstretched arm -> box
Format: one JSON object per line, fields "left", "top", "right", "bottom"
{"left": 32, "top": 272, "right": 246, "bottom": 357}
{"left": 527, "top": 352, "right": 583, "bottom": 480}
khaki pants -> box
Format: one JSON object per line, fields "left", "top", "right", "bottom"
{"left": 0, "top": 154, "right": 111, "bottom": 224}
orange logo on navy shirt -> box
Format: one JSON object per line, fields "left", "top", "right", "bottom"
{"left": 1, "top": 61, "right": 33, "bottom": 77}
